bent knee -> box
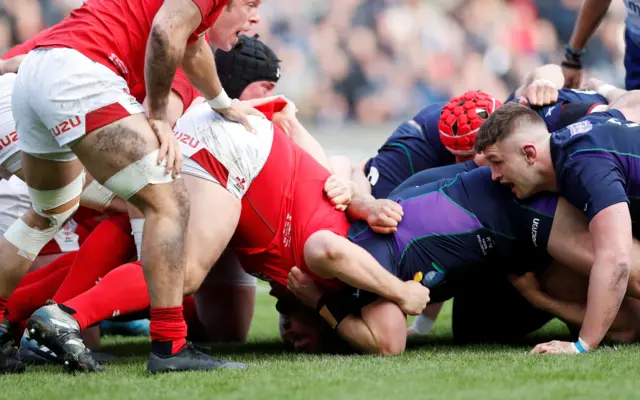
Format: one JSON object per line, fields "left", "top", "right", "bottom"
{"left": 365, "top": 300, "right": 407, "bottom": 356}
{"left": 133, "top": 179, "right": 190, "bottom": 221}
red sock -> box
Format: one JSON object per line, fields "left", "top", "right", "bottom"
{"left": 150, "top": 306, "right": 187, "bottom": 356}
{"left": 16, "top": 252, "right": 76, "bottom": 289}
{"left": 5, "top": 265, "right": 71, "bottom": 324}
{"left": 52, "top": 215, "right": 136, "bottom": 303}
{"left": 62, "top": 262, "right": 150, "bottom": 331}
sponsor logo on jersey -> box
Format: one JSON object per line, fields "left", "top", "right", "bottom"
{"left": 367, "top": 166, "right": 380, "bottom": 186}
{"left": 531, "top": 217, "right": 540, "bottom": 247}
{"left": 233, "top": 176, "right": 246, "bottom": 192}
{"left": 108, "top": 53, "right": 128, "bottom": 76}
{"left": 568, "top": 120, "right": 592, "bottom": 136}
{"left": 174, "top": 132, "right": 200, "bottom": 149}
{"left": 282, "top": 213, "right": 292, "bottom": 248}
{"left": 0, "top": 131, "right": 17, "bottom": 150}
{"left": 50, "top": 116, "right": 82, "bottom": 137}
{"left": 627, "top": 0, "right": 640, "bottom": 15}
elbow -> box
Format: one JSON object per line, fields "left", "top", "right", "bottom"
{"left": 304, "top": 230, "right": 344, "bottom": 279}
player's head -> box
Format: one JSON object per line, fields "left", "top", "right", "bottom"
{"left": 475, "top": 102, "right": 550, "bottom": 199}
{"left": 209, "top": 0, "right": 262, "bottom": 51}
{"left": 277, "top": 298, "right": 353, "bottom": 354}
{"left": 438, "top": 91, "right": 503, "bottom": 162}
{"left": 215, "top": 35, "right": 280, "bottom": 100}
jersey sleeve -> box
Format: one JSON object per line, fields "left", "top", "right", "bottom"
{"left": 190, "top": 0, "right": 218, "bottom": 17}
{"left": 559, "top": 156, "right": 629, "bottom": 222}
{"left": 188, "top": 0, "right": 226, "bottom": 43}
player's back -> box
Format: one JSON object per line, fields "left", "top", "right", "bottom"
{"left": 388, "top": 168, "right": 554, "bottom": 279}
{"left": 36, "top": 0, "right": 161, "bottom": 87}
{"left": 365, "top": 102, "right": 455, "bottom": 198}
{"left": 551, "top": 110, "right": 640, "bottom": 191}
{"left": 231, "top": 125, "right": 347, "bottom": 290}
{"left": 506, "top": 88, "right": 607, "bottom": 132}
{"left": 230, "top": 124, "right": 300, "bottom": 284}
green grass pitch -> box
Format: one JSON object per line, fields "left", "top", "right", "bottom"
{"left": 3, "top": 283, "right": 639, "bottom": 400}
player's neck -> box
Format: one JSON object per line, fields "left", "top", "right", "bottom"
{"left": 536, "top": 136, "right": 557, "bottom": 192}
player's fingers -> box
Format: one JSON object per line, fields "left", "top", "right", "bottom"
{"left": 390, "top": 202, "right": 404, "bottom": 217}
{"left": 526, "top": 87, "right": 538, "bottom": 106}
{"left": 378, "top": 214, "right": 399, "bottom": 227}
{"left": 174, "top": 149, "right": 184, "bottom": 177}
{"left": 165, "top": 140, "right": 175, "bottom": 175}
{"left": 531, "top": 343, "right": 547, "bottom": 354}
{"left": 240, "top": 114, "right": 257, "bottom": 134}
{"left": 372, "top": 226, "right": 397, "bottom": 234}
{"left": 335, "top": 204, "right": 347, "bottom": 212}
{"left": 157, "top": 132, "right": 168, "bottom": 164}
{"left": 386, "top": 208, "right": 403, "bottom": 223}
{"left": 550, "top": 88, "right": 559, "bottom": 104}
{"left": 330, "top": 194, "right": 350, "bottom": 206}
{"left": 382, "top": 206, "right": 402, "bottom": 222}
{"left": 542, "top": 88, "right": 552, "bottom": 105}
{"left": 245, "top": 107, "right": 265, "bottom": 119}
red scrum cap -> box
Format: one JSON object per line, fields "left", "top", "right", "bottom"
{"left": 438, "top": 91, "right": 502, "bottom": 155}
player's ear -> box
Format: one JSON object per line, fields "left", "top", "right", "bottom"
{"left": 522, "top": 144, "right": 536, "bottom": 165}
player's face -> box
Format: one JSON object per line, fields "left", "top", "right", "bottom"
{"left": 209, "top": 0, "right": 262, "bottom": 51}
{"left": 483, "top": 140, "right": 538, "bottom": 199}
{"left": 239, "top": 81, "right": 276, "bottom": 100}
{"left": 281, "top": 312, "right": 323, "bottom": 353}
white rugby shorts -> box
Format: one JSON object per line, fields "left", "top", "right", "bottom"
{"left": 175, "top": 103, "right": 273, "bottom": 199}
{"left": 12, "top": 48, "right": 144, "bottom": 161}
{"left": 0, "top": 73, "right": 20, "bottom": 179}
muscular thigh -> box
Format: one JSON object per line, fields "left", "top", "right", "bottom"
{"left": 183, "top": 175, "right": 241, "bottom": 285}
{"left": 70, "top": 113, "right": 159, "bottom": 184}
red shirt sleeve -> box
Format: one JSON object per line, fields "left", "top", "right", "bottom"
{"left": 171, "top": 69, "right": 201, "bottom": 112}
{"left": 188, "top": 0, "right": 229, "bottom": 43}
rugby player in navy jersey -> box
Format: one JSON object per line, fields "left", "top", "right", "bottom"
{"left": 475, "top": 90, "right": 640, "bottom": 354}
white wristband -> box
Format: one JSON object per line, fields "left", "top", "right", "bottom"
{"left": 206, "top": 89, "right": 232, "bottom": 110}
{"left": 597, "top": 83, "right": 618, "bottom": 98}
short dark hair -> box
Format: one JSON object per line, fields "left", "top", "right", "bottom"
{"left": 474, "top": 102, "right": 545, "bottom": 152}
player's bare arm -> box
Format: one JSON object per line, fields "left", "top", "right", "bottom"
{"left": 0, "top": 55, "right": 25, "bottom": 75}
{"left": 143, "top": 90, "right": 185, "bottom": 128}
{"left": 563, "top": 0, "right": 612, "bottom": 87}
{"left": 606, "top": 89, "right": 640, "bottom": 123}
{"left": 579, "top": 203, "right": 631, "bottom": 349}
{"left": 272, "top": 99, "right": 332, "bottom": 169}
{"left": 287, "top": 267, "right": 406, "bottom": 355}
{"left": 581, "top": 78, "right": 627, "bottom": 105}
{"left": 510, "top": 270, "right": 633, "bottom": 334}
{"left": 303, "top": 231, "right": 429, "bottom": 316}
{"left": 145, "top": 0, "right": 203, "bottom": 176}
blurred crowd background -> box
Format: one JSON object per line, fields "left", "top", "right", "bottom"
{"left": 0, "top": 0, "right": 627, "bottom": 125}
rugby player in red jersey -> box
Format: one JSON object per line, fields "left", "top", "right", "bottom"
{"left": 0, "top": 0, "right": 263, "bottom": 373}
{"left": 25, "top": 96, "right": 430, "bottom": 371}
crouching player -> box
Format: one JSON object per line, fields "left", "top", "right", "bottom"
{"left": 24, "top": 97, "right": 429, "bottom": 371}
